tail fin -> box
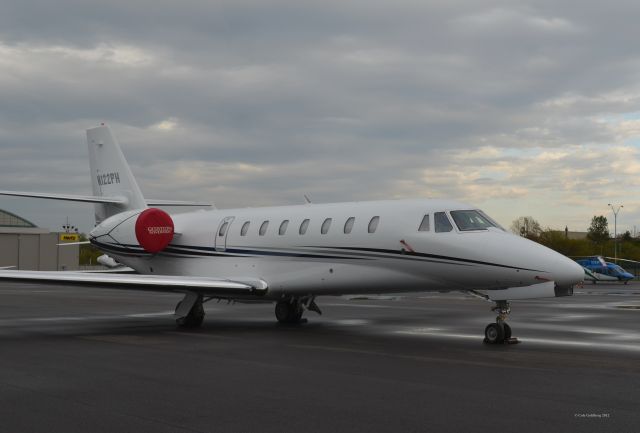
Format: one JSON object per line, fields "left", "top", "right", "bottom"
{"left": 0, "top": 125, "right": 211, "bottom": 223}
{"left": 87, "top": 125, "right": 147, "bottom": 223}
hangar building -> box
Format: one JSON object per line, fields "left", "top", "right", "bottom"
{"left": 0, "top": 209, "right": 79, "bottom": 271}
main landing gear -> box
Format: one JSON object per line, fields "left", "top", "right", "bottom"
{"left": 484, "top": 300, "right": 518, "bottom": 344}
{"left": 175, "top": 292, "right": 205, "bottom": 328}
{"left": 275, "top": 297, "right": 322, "bottom": 324}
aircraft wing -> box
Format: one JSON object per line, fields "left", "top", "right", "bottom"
{"left": 0, "top": 270, "right": 268, "bottom": 297}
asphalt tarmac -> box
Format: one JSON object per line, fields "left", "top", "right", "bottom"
{"left": 0, "top": 282, "right": 638, "bottom": 433}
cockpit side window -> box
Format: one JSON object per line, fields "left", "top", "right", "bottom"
{"left": 434, "top": 212, "right": 453, "bottom": 233}
{"left": 450, "top": 210, "right": 496, "bottom": 231}
{"left": 418, "top": 214, "right": 430, "bottom": 232}
{"left": 477, "top": 210, "right": 505, "bottom": 231}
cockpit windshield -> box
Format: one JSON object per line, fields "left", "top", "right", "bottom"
{"left": 611, "top": 265, "right": 625, "bottom": 274}
{"left": 450, "top": 210, "right": 503, "bottom": 232}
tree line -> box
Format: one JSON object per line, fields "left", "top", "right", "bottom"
{"left": 511, "top": 215, "right": 639, "bottom": 262}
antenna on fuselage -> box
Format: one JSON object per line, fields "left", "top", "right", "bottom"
{"left": 304, "top": 194, "right": 312, "bottom": 204}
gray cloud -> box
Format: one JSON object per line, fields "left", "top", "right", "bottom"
{"left": 1, "top": 0, "right": 640, "bottom": 233}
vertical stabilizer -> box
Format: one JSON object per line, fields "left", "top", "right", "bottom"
{"left": 87, "top": 125, "right": 147, "bottom": 223}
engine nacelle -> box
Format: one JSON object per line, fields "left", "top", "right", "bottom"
{"left": 90, "top": 208, "right": 174, "bottom": 254}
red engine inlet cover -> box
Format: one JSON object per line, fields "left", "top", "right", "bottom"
{"left": 135, "top": 208, "right": 174, "bottom": 253}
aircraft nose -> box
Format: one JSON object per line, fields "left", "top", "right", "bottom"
{"left": 505, "top": 235, "right": 584, "bottom": 294}
{"left": 551, "top": 256, "right": 584, "bottom": 294}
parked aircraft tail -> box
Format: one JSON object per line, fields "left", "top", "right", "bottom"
{"left": 87, "top": 125, "right": 147, "bottom": 223}
{"left": 0, "top": 124, "right": 212, "bottom": 225}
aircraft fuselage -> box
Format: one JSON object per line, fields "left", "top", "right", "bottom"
{"left": 90, "top": 198, "right": 583, "bottom": 301}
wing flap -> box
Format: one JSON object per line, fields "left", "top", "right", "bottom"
{"left": 0, "top": 270, "right": 268, "bottom": 297}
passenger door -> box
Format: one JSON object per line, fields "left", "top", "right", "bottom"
{"left": 215, "top": 216, "right": 235, "bottom": 252}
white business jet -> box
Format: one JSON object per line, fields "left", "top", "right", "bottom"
{"left": 0, "top": 125, "right": 584, "bottom": 344}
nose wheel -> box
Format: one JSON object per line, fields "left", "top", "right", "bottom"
{"left": 275, "top": 297, "right": 322, "bottom": 324}
{"left": 275, "top": 299, "right": 305, "bottom": 324}
{"left": 483, "top": 301, "right": 518, "bottom": 344}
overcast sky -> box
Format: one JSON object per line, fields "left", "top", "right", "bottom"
{"left": 1, "top": 0, "right": 640, "bottom": 234}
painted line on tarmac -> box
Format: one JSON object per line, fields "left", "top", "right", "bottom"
{"left": 324, "top": 319, "right": 371, "bottom": 326}
{"left": 395, "top": 329, "right": 640, "bottom": 353}
{"left": 290, "top": 343, "right": 549, "bottom": 371}
{"left": 2, "top": 311, "right": 176, "bottom": 323}
{"left": 125, "top": 311, "right": 177, "bottom": 318}
{"left": 517, "top": 322, "right": 640, "bottom": 339}
{"left": 324, "top": 302, "right": 451, "bottom": 311}
{"left": 165, "top": 331, "right": 235, "bottom": 340}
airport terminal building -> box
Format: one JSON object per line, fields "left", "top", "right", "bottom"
{"left": 0, "top": 209, "right": 79, "bottom": 271}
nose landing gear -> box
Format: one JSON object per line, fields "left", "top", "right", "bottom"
{"left": 484, "top": 300, "right": 518, "bottom": 344}
{"left": 275, "top": 296, "right": 322, "bottom": 324}
{"left": 275, "top": 299, "right": 305, "bottom": 324}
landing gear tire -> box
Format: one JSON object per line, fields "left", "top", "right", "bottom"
{"left": 503, "top": 323, "right": 512, "bottom": 340}
{"left": 483, "top": 300, "right": 518, "bottom": 344}
{"left": 484, "top": 323, "right": 505, "bottom": 344}
{"left": 176, "top": 299, "right": 205, "bottom": 328}
{"left": 275, "top": 300, "right": 304, "bottom": 324}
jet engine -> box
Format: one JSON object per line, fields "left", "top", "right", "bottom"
{"left": 89, "top": 208, "right": 175, "bottom": 254}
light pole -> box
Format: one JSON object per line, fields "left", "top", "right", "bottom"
{"left": 608, "top": 203, "right": 623, "bottom": 263}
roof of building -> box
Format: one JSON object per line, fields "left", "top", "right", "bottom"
{"left": 550, "top": 229, "right": 588, "bottom": 240}
{"left": 0, "top": 209, "right": 37, "bottom": 228}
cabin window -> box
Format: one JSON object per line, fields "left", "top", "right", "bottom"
{"left": 218, "top": 221, "right": 229, "bottom": 237}
{"left": 240, "top": 221, "right": 250, "bottom": 236}
{"left": 434, "top": 212, "right": 453, "bottom": 233}
{"left": 321, "top": 218, "right": 332, "bottom": 234}
{"left": 418, "top": 215, "right": 430, "bottom": 232}
{"left": 259, "top": 220, "right": 269, "bottom": 236}
{"left": 299, "top": 219, "right": 310, "bottom": 235}
{"left": 279, "top": 220, "right": 289, "bottom": 235}
{"left": 368, "top": 216, "right": 380, "bottom": 233}
{"left": 344, "top": 217, "right": 355, "bottom": 234}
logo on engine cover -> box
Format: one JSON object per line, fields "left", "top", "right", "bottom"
{"left": 147, "top": 226, "right": 172, "bottom": 235}
{"left": 135, "top": 208, "right": 174, "bottom": 253}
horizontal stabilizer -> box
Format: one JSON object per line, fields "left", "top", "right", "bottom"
{"left": 0, "top": 190, "right": 127, "bottom": 204}
{"left": 0, "top": 270, "right": 268, "bottom": 297}
{"left": 0, "top": 190, "right": 212, "bottom": 208}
